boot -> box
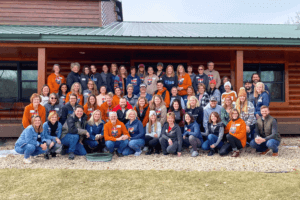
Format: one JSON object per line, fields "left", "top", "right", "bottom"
{"left": 146, "top": 147, "right": 153, "bottom": 155}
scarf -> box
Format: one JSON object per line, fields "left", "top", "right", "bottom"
{"left": 48, "top": 121, "right": 58, "bottom": 137}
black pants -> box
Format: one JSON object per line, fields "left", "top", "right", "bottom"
{"left": 219, "top": 134, "right": 243, "bottom": 156}
{"left": 145, "top": 136, "right": 161, "bottom": 150}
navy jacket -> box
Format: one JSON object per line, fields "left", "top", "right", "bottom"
{"left": 185, "top": 107, "right": 204, "bottom": 132}
{"left": 66, "top": 71, "right": 81, "bottom": 90}
{"left": 101, "top": 72, "right": 114, "bottom": 93}
{"left": 126, "top": 75, "right": 141, "bottom": 95}
{"left": 90, "top": 72, "right": 104, "bottom": 91}
{"left": 183, "top": 122, "right": 203, "bottom": 144}
{"left": 162, "top": 75, "right": 178, "bottom": 93}
{"left": 80, "top": 74, "right": 90, "bottom": 91}
{"left": 192, "top": 74, "right": 209, "bottom": 92}
{"left": 253, "top": 91, "right": 270, "bottom": 117}
{"left": 85, "top": 121, "right": 105, "bottom": 140}
{"left": 125, "top": 119, "right": 145, "bottom": 140}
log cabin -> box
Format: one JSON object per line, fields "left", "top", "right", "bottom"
{"left": 0, "top": 0, "right": 299, "bottom": 136}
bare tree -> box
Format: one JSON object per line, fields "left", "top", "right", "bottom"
{"left": 285, "top": 11, "right": 300, "bottom": 24}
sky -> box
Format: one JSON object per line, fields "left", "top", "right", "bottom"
{"left": 122, "top": 0, "right": 300, "bottom": 24}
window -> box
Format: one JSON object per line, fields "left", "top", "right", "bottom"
{"left": 243, "top": 64, "right": 285, "bottom": 102}
{"left": 0, "top": 61, "right": 37, "bottom": 102}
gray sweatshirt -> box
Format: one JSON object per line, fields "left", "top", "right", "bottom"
{"left": 145, "top": 122, "right": 162, "bottom": 137}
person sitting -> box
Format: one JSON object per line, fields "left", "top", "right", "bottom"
{"left": 112, "top": 97, "right": 133, "bottom": 125}
{"left": 40, "top": 84, "right": 50, "bottom": 106}
{"left": 60, "top": 93, "right": 78, "bottom": 125}
{"left": 41, "top": 111, "right": 63, "bottom": 159}
{"left": 44, "top": 93, "right": 63, "bottom": 120}
{"left": 196, "top": 83, "right": 210, "bottom": 108}
{"left": 15, "top": 116, "right": 47, "bottom": 164}
{"left": 145, "top": 111, "right": 162, "bottom": 155}
{"left": 65, "top": 82, "right": 84, "bottom": 106}
{"left": 126, "top": 66, "right": 141, "bottom": 95}
{"left": 144, "top": 66, "right": 158, "bottom": 95}
{"left": 137, "top": 64, "right": 147, "bottom": 82}
{"left": 154, "top": 80, "right": 171, "bottom": 108}
{"left": 58, "top": 83, "right": 69, "bottom": 106}
{"left": 123, "top": 109, "right": 145, "bottom": 156}
{"left": 250, "top": 106, "right": 281, "bottom": 157}
{"left": 221, "top": 95, "right": 234, "bottom": 132}
{"left": 203, "top": 96, "right": 222, "bottom": 131}
{"left": 201, "top": 112, "right": 224, "bottom": 156}
{"left": 90, "top": 65, "right": 104, "bottom": 92}
{"left": 193, "top": 65, "right": 209, "bottom": 93}
{"left": 47, "top": 64, "right": 66, "bottom": 94}
{"left": 83, "top": 80, "right": 98, "bottom": 105}
{"left": 253, "top": 82, "right": 270, "bottom": 120}
{"left": 159, "top": 112, "right": 182, "bottom": 156}
{"left": 219, "top": 109, "right": 247, "bottom": 157}
{"left": 22, "top": 93, "right": 46, "bottom": 129}
{"left": 221, "top": 81, "right": 237, "bottom": 106}
{"left": 83, "top": 95, "right": 101, "bottom": 120}
{"left": 101, "top": 64, "right": 114, "bottom": 93}
{"left": 80, "top": 65, "right": 90, "bottom": 91}
{"left": 66, "top": 62, "right": 81, "bottom": 90}
{"left": 244, "top": 80, "right": 254, "bottom": 103}
{"left": 61, "top": 105, "right": 89, "bottom": 160}
{"left": 170, "top": 86, "right": 185, "bottom": 109}
{"left": 177, "top": 64, "right": 192, "bottom": 97}
{"left": 99, "top": 92, "right": 117, "bottom": 123}
{"left": 124, "top": 84, "right": 139, "bottom": 108}
{"left": 185, "top": 96, "right": 204, "bottom": 132}
{"left": 150, "top": 94, "right": 168, "bottom": 126}
{"left": 168, "top": 99, "right": 185, "bottom": 132}
{"left": 96, "top": 85, "right": 107, "bottom": 107}
{"left": 137, "top": 83, "right": 152, "bottom": 103}
{"left": 183, "top": 113, "right": 203, "bottom": 157}
{"left": 84, "top": 110, "right": 105, "bottom": 153}
{"left": 207, "top": 79, "right": 221, "bottom": 105}
{"left": 204, "top": 61, "right": 221, "bottom": 89}
{"left": 162, "top": 65, "right": 178, "bottom": 93}
{"left": 134, "top": 97, "right": 150, "bottom": 128}
{"left": 104, "top": 111, "right": 130, "bottom": 157}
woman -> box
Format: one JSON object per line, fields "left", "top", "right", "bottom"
{"left": 65, "top": 82, "right": 84, "bottom": 106}
{"left": 150, "top": 94, "right": 167, "bottom": 126}
{"left": 168, "top": 99, "right": 185, "bottom": 132}
{"left": 137, "top": 64, "right": 147, "bottom": 82}
{"left": 66, "top": 62, "right": 81, "bottom": 90}
{"left": 219, "top": 109, "right": 247, "bottom": 157}
{"left": 253, "top": 82, "right": 270, "bottom": 119}
{"left": 40, "top": 84, "right": 50, "bottom": 106}
{"left": 84, "top": 110, "right": 105, "bottom": 153}
{"left": 123, "top": 109, "right": 145, "bottom": 156}
{"left": 201, "top": 112, "right": 224, "bottom": 156}
{"left": 221, "top": 95, "right": 234, "bottom": 132}
{"left": 162, "top": 65, "right": 178, "bottom": 93}
{"left": 111, "top": 63, "right": 122, "bottom": 90}
{"left": 58, "top": 83, "right": 69, "bottom": 106}
{"left": 80, "top": 65, "right": 90, "bottom": 91}
{"left": 183, "top": 86, "right": 195, "bottom": 106}
{"left": 156, "top": 62, "right": 165, "bottom": 79}
{"left": 170, "top": 87, "right": 185, "bottom": 109}
{"left": 134, "top": 97, "right": 150, "bottom": 128}
{"left": 41, "top": 111, "right": 63, "bottom": 159}
{"left": 112, "top": 87, "right": 122, "bottom": 105}
{"left": 185, "top": 96, "right": 204, "bottom": 132}
{"left": 159, "top": 112, "right": 182, "bottom": 156}
{"left": 207, "top": 79, "right": 221, "bottom": 105}
{"left": 83, "top": 80, "right": 98, "bottom": 105}
{"left": 196, "top": 83, "right": 210, "bottom": 108}
{"left": 144, "top": 66, "right": 158, "bottom": 95}
{"left": 177, "top": 64, "right": 192, "bottom": 97}
{"left": 119, "top": 65, "right": 128, "bottom": 95}
{"left": 83, "top": 95, "right": 101, "bottom": 120}
{"left": 44, "top": 93, "right": 63, "bottom": 120}
{"left": 236, "top": 87, "right": 256, "bottom": 141}
{"left": 126, "top": 66, "right": 141, "bottom": 95}
{"left": 145, "top": 111, "right": 162, "bottom": 155}
{"left": 221, "top": 81, "right": 237, "bottom": 106}
{"left": 219, "top": 76, "right": 230, "bottom": 95}
{"left": 124, "top": 84, "right": 139, "bottom": 108}
{"left": 15, "top": 116, "right": 47, "bottom": 164}
{"left": 96, "top": 86, "right": 107, "bottom": 106}
{"left": 47, "top": 64, "right": 66, "bottom": 94}
{"left": 183, "top": 113, "right": 203, "bottom": 157}
{"left": 22, "top": 93, "right": 46, "bottom": 129}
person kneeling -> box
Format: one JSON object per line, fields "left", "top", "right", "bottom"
{"left": 219, "top": 109, "right": 247, "bottom": 157}
{"left": 145, "top": 111, "right": 162, "bottom": 155}
{"left": 15, "top": 116, "right": 47, "bottom": 164}
{"left": 104, "top": 112, "right": 130, "bottom": 157}
{"left": 250, "top": 106, "right": 281, "bottom": 157}
{"left": 159, "top": 112, "right": 182, "bottom": 156}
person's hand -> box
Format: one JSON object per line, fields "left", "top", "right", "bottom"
{"left": 177, "top": 152, "right": 181, "bottom": 157}
{"left": 40, "top": 143, "right": 47, "bottom": 151}
{"left": 116, "top": 137, "right": 121, "bottom": 141}
{"left": 210, "top": 144, "right": 215, "bottom": 149}
{"left": 168, "top": 139, "right": 173, "bottom": 146}
{"left": 154, "top": 134, "right": 158, "bottom": 138}
{"left": 246, "top": 126, "right": 250, "bottom": 133}
{"left": 183, "top": 136, "right": 186, "bottom": 140}
{"left": 256, "top": 114, "right": 260, "bottom": 120}
{"left": 86, "top": 132, "right": 90, "bottom": 138}
{"left": 49, "top": 142, "right": 55, "bottom": 149}
{"left": 56, "top": 138, "right": 61, "bottom": 144}
{"left": 123, "top": 135, "right": 129, "bottom": 140}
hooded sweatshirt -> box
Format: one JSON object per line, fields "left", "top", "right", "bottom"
{"left": 226, "top": 118, "right": 247, "bottom": 148}
{"left": 83, "top": 104, "right": 101, "bottom": 120}
{"left": 192, "top": 73, "right": 209, "bottom": 93}
{"left": 160, "top": 123, "right": 183, "bottom": 152}
{"left": 47, "top": 73, "right": 66, "bottom": 94}
{"left": 162, "top": 75, "right": 178, "bottom": 92}
{"left": 124, "top": 94, "right": 139, "bottom": 108}
{"left": 253, "top": 91, "right": 270, "bottom": 117}
{"left": 100, "top": 101, "right": 117, "bottom": 122}
{"left": 203, "top": 103, "right": 222, "bottom": 131}
{"left": 146, "top": 122, "right": 162, "bottom": 138}
{"left": 104, "top": 119, "right": 130, "bottom": 142}
{"left": 185, "top": 106, "right": 204, "bottom": 132}
{"left": 125, "top": 119, "right": 145, "bottom": 140}
{"left": 204, "top": 69, "right": 221, "bottom": 89}
{"left": 144, "top": 74, "right": 158, "bottom": 95}
{"left": 177, "top": 73, "right": 192, "bottom": 96}
{"left": 126, "top": 74, "right": 141, "bottom": 95}
{"left": 154, "top": 87, "right": 170, "bottom": 108}
{"left": 22, "top": 103, "right": 46, "bottom": 129}
{"left": 183, "top": 121, "right": 203, "bottom": 144}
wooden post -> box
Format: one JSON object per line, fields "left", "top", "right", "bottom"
{"left": 38, "top": 48, "right": 46, "bottom": 93}
{"left": 236, "top": 51, "right": 244, "bottom": 90}
{"left": 230, "top": 51, "right": 236, "bottom": 91}
{"left": 284, "top": 51, "right": 289, "bottom": 103}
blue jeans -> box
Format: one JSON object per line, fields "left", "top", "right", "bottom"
{"left": 83, "top": 139, "right": 99, "bottom": 149}
{"left": 250, "top": 139, "right": 280, "bottom": 153}
{"left": 61, "top": 134, "right": 87, "bottom": 155}
{"left": 15, "top": 144, "right": 46, "bottom": 159}
{"left": 105, "top": 140, "right": 129, "bottom": 154}
{"left": 201, "top": 134, "right": 224, "bottom": 150}
{"left": 122, "top": 139, "right": 145, "bottom": 156}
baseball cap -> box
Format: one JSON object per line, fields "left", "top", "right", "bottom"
{"left": 157, "top": 62, "right": 164, "bottom": 67}
{"left": 140, "top": 83, "right": 147, "bottom": 88}
{"left": 210, "top": 96, "right": 218, "bottom": 102}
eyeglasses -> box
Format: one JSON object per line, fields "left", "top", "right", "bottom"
{"left": 198, "top": 69, "right": 204, "bottom": 71}
{"left": 50, "top": 97, "right": 57, "bottom": 100}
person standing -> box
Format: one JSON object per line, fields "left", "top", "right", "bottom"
{"left": 83, "top": 95, "right": 101, "bottom": 120}
{"left": 221, "top": 81, "right": 237, "bottom": 106}
{"left": 144, "top": 66, "right": 158, "bottom": 95}
{"left": 156, "top": 62, "right": 165, "bottom": 80}
{"left": 196, "top": 83, "right": 210, "bottom": 108}
{"left": 177, "top": 64, "right": 192, "bottom": 97}
{"left": 101, "top": 64, "right": 114, "bottom": 93}
{"left": 137, "top": 64, "right": 147, "bottom": 82}
{"left": 65, "top": 82, "right": 84, "bottom": 106}
{"left": 66, "top": 62, "right": 81, "bottom": 90}
{"left": 40, "top": 85, "right": 50, "bottom": 106}
{"left": 162, "top": 65, "right": 178, "bottom": 93}
{"left": 96, "top": 86, "right": 107, "bottom": 107}
{"left": 251, "top": 73, "right": 270, "bottom": 98}
{"left": 204, "top": 61, "right": 221, "bottom": 89}
{"left": 119, "top": 65, "right": 128, "bottom": 95}
{"left": 47, "top": 64, "right": 66, "bottom": 94}
{"left": 137, "top": 83, "right": 152, "bottom": 102}
{"left": 57, "top": 83, "right": 69, "bottom": 106}
{"left": 90, "top": 65, "right": 104, "bottom": 92}
{"left": 124, "top": 84, "right": 139, "bottom": 107}
{"left": 111, "top": 63, "right": 122, "bottom": 91}
{"left": 150, "top": 94, "right": 168, "bottom": 126}
{"left": 80, "top": 65, "right": 90, "bottom": 91}
{"left": 185, "top": 96, "right": 204, "bottom": 132}
{"left": 134, "top": 97, "right": 150, "bottom": 128}
{"left": 193, "top": 65, "right": 209, "bottom": 93}
{"left": 126, "top": 66, "right": 141, "bottom": 95}
{"left": 170, "top": 87, "right": 185, "bottom": 109}
{"left": 244, "top": 80, "right": 255, "bottom": 103}
{"left": 253, "top": 82, "right": 270, "bottom": 119}
{"left": 154, "top": 80, "right": 171, "bottom": 108}
{"left": 187, "top": 65, "right": 196, "bottom": 85}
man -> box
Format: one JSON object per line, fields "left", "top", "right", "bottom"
{"left": 153, "top": 80, "right": 170, "bottom": 108}
{"left": 60, "top": 93, "right": 78, "bottom": 125}
{"left": 112, "top": 97, "right": 133, "bottom": 124}
{"left": 203, "top": 96, "right": 222, "bottom": 131}
{"left": 244, "top": 80, "right": 254, "bottom": 103}
{"left": 251, "top": 73, "right": 270, "bottom": 97}
{"left": 100, "top": 92, "right": 117, "bottom": 123}
{"left": 66, "top": 62, "right": 81, "bottom": 90}
{"left": 104, "top": 112, "right": 130, "bottom": 157}
{"left": 101, "top": 64, "right": 114, "bottom": 93}
{"left": 126, "top": 66, "right": 141, "bottom": 95}
{"left": 204, "top": 61, "right": 221, "bottom": 89}
{"left": 193, "top": 65, "right": 209, "bottom": 93}
{"left": 61, "top": 105, "right": 89, "bottom": 160}
{"left": 90, "top": 65, "right": 104, "bottom": 91}
{"left": 156, "top": 62, "right": 165, "bottom": 80}
{"left": 250, "top": 106, "right": 281, "bottom": 156}
{"left": 187, "top": 65, "right": 196, "bottom": 84}
{"left": 137, "top": 83, "right": 152, "bottom": 102}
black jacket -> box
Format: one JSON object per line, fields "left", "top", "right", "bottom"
{"left": 162, "top": 75, "right": 178, "bottom": 93}
{"left": 90, "top": 72, "right": 104, "bottom": 91}
{"left": 61, "top": 113, "right": 88, "bottom": 139}
{"left": 192, "top": 74, "right": 209, "bottom": 93}
{"left": 80, "top": 74, "right": 90, "bottom": 91}
{"left": 60, "top": 102, "right": 78, "bottom": 125}
{"left": 66, "top": 71, "right": 81, "bottom": 90}
{"left": 116, "top": 109, "right": 130, "bottom": 125}
{"left": 101, "top": 72, "right": 114, "bottom": 93}
{"left": 185, "top": 107, "right": 204, "bottom": 132}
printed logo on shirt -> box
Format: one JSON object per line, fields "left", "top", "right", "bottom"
{"left": 147, "top": 78, "right": 153, "bottom": 85}
{"left": 178, "top": 78, "right": 184, "bottom": 85}
{"left": 140, "top": 76, "right": 145, "bottom": 81}
{"left": 77, "top": 97, "right": 81, "bottom": 104}
{"left": 81, "top": 78, "right": 86, "bottom": 81}
{"left": 116, "top": 125, "right": 121, "bottom": 128}
{"left": 88, "top": 108, "right": 93, "bottom": 111}
{"left": 55, "top": 76, "right": 62, "bottom": 85}
{"left": 208, "top": 74, "right": 214, "bottom": 81}
{"left": 197, "top": 77, "right": 204, "bottom": 83}
{"left": 164, "top": 80, "right": 175, "bottom": 85}
{"left": 156, "top": 108, "right": 161, "bottom": 117}
{"left": 55, "top": 108, "right": 59, "bottom": 111}
{"left": 114, "top": 80, "right": 119, "bottom": 88}
{"left": 93, "top": 78, "right": 97, "bottom": 81}
{"left": 128, "top": 127, "right": 134, "bottom": 134}
{"left": 112, "top": 127, "right": 118, "bottom": 137}
{"left": 230, "top": 123, "right": 237, "bottom": 134}
{"left": 258, "top": 97, "right": 263, "bottom": 102}
{"left": 102, "top": 97, "right": 106, "bottom": 103}
{"left": 30, "top": 110, "right": 39, "bottom": 117}
{"left": 131, "top": 78, "right": 137, "bottom": 85}
{"left": 187, "top": 129, "right": 191, "bottom": 132}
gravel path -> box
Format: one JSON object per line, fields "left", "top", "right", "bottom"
{"left": 1, "top": 137, "right": 299, "bottom": 172}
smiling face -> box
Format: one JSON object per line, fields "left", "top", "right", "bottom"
{"left": 245, "top": 82, "right": 252, "bottom": 90}
{"left": 225, "top": 85, "right": 231, "bottom": 92}
{"left": 178, "top": 66, "right": 184, "bottom": 74}
{"left": 75, "top": 107, "right": 84, "bottom": 118}
{"left": 84, "top": 67, "right": 90, "bottom": 75}
{"left": 187, "top": 88, "right": 193, "bottom": 95}
{"left": 223, "top": 77, "right": 228, "bottom": 84}
{"left": 50, "top": 114, "right": 58, "bottom": 124}
{"left": 198, "top": 66, "right": 204, "bottom": 74}
{"left": 239, "top": 95, "right": 246, "bottom": 103}
{"left": 127, "top": 87, "right": 133, "bottom": 95}
{"left": 119, "top": 98, "right": 127, "bottom": 108}
{"left": 139, "top": 98, "right": 145, "bottom": 107}
{"left": 189, "top": 98, "right": 196, "bottom": 108}
{"left": 187, "top": 66, "right": 193, "bottom": 73}
{"left": 131, "top": 68, "right": 136, "bottom": 76}
{"left": 261, "top": 107, "right": 269, "bottom": 118}
{"left": 109, "top": 112, "right": 117, "bottom": 123}
{"left": 42, "top": 86, "right": 50, "bottom": 96}
{"left": 210, "top": 83, "right": 216, "bottom": 89}
{"left": 61, "top": 85, "right": 67, "bottom": 93}
{"left": 120, "top": 67, "right": 126, "bottom": 74}
{"left": 148, "top": 67, "right": 154, "bottom": 75}
{"left": 232, "top": 111, "right": 239, "bottom": 120}
{"left": 90, "top": 65, "right": 96, "bottom": 73}
{"left": 256, "top": 84, "right": 263, "bottom": 94}
{"left": 102, "top": 65, "right": 108, "bottom": 73}
{"left": 210, "top": 101, "right": 217, "bottom": 108}
{"left": 198, "top": 86, "right": 205, "bottom": 94}
{"left": 150, "top": 114, "right": 156, "bottom": 122}
{"left": 106, "top": 95, "right": 112, "bottom": 104}
{"left": 154, "top": 96, "right": 161, "bottom": 106}
{"left": 140, "top": 86, "right": 146, "bottom": 93}
{"left": 72, "top": 65, "right": 80, "bottom": 73}
{"left": 185, "top": 114, "right": 191, "bottom": 123}
{"left": 208, "top": 62, "right": 214, "bottom": 71}
{"left": 167, "top": 66, "right": 173, "bottom": 75}
{"left": 157, "top": 65, "right": 163, "bottom": 71}
{"left": 210, "top": 114, "right": 217, "bottom": 123}
{"left": 73, "top": 83, "right": 80, "bottom": 93}
{"left": 167, "top": 116, "right": 175, "bottom": 124}
{"left": 49, "top": 94, "right": 57, "bottom": 105}
{"left": 89, "top": 96, "right": 96, "bottom": 105}
{"left": 93, "top": 111, "right": 101, "bottom": 121}
{"left": 115, "top": 88, "right": 121, "bottom": 96}
{"left": 53, "top": 65, "right": 60, "bottom": 74}
{"left": 171, "top": 87, "right": 178, "bottom": 96}
{"left": 100, "top": 86, "right": 107, "bottom": 94}
{"left": 33, "top": 117, "right": 41, "bottom": 128}
{"left": 225, "top": 97, "right": 232, "bottom": 107}
{"left": 87, "top": 81, "right": 94, "bottom": 90}
{"left": 157, "top": 83, "right": 163, "bottom": 91}
{"left": 252, "top": 74, "right": 260, "bottom": 83}
{"left": 173, "top": 101, "right": 179, "bottom": 110}
{"left": 69, "top": 95, "right": 77, "bottom": 106}
{"left": 32, "top": 97, "right": 40, "bottom": 107}
{"left": 128, "top": 111, "right": 136, "bottom": 121}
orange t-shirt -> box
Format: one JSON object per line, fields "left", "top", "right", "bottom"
{"left": 178, "top": 73, "right": 192, "bottom": 96}
{"left": 104, "top": 120, "right": 130, "bottom": 142}
{"left": 112, "top": 95, "right": 121, "bottom": 105}
{"left": 22, "top": 103, "right": 46, "bottom": 128}
{"left": 83, "top": 104, "right": 101, "bottom": 120}
{"left": 47, "top": 73, "right": 66, "bottom": 94}
{"left": 226, "top": 118, "right": 247, "bottom": 148}
{"left": 65, "top": 92, "right": 83, "bottom": 106}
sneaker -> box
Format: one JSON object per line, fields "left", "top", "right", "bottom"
{"left": 272, "top": 152, "right": 279, "bottom": 157}
{"left": 44, "top": 153, "right": 50, "bottom": 160}
{"left": 51, "top": 152, "right": 57, "bottom": 157}
{"left": 191, "top": 151, "right": 199, "bottom": 157}
{"left": 142, "top": 146, "right": 149, "bottom": 152}
{"left": 146, "top": 148, "right": 153, "bottom": 155}
{"left": 116, "top": 151, "right": 124, "bottom": 157}
{"left": 134, "top": 151, "right": 142, "bottom": 156}
{"left": 102, "top": 147, "right": 109, "bottom": 153}
{"left": 260, "top": 149, "right": 271, "bottom": 155}
{"left": 69, "top": 152, "right": 75, "bottom": 160}
{"left": 208, "top": 150, "right": 214, "bottom": 156}
{"left": 231, "top": 150, "right": 240, "bottom": 157}
{"left": 61, "top": 146, "right": 67, "bottom": 155}
{"left": 23, "top": 158, "right": 32, "bottom": 164}
{"left": 154, "top": 149, "right": 160, "bottom": 154}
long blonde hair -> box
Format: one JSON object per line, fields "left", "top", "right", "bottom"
{"left": 71, "top": 82, "right": 82, "bottom": 95}
{"left": 176, "top": 64, "right": 186, "bottom": 77}
{"left": 254, "top": 82, "right": 265, "bottom": 98}
{"left": 148, "top": 111, "right": 158, "bottom": 133}
{"left": 236, "top": 87, "right": 248, "bottom": 114}
{"left": 166, "top": 65, "right": 175, "bottom": 77}
{"left": 87, "top": 80, "right": 99, "bottom": 96}
{"left": 186, "top": 96, "right": 200, "bottom": 109}
{"left": 150, "top": 94, "right": 165, "bottom": 110}
{"left": 31, "top": 116, "right": 43, "bottom": 133}
{"left": 88, "top": 110, "right": 102, "bottom": 125}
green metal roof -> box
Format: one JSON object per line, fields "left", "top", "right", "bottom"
{"left": 0, "top": 22, "right": 300, "bottom": 45}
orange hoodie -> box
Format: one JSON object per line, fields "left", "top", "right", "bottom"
{"left": 226, "top": 118, "right": 247, "bottom": 148}
{"left": 104, "top": 119, "right": 130, "bottom": 142}
{"left": 83, "top": 104, "right": 101, "bottom": 120}
{"left": 178, "top": 73, "right": 192, "bottom": 96}
{"left": 22, "top": 103, "right": 46, "bottom": 128}
{"left": 155, "top": 87, "right": 170, "bottom": 108}
{"left": 99, "top": 101, "right": 117, "bottom": 122}
{"left": 65, "top": 92, "right": 84, "bottom": 106}
{"left": 47, "top": 73, "right": 66, "bottom": 94}
{"left": 112, "top": 95, "right": 121, "bottom": 105}
{"left": 134, "top": 104, "right": 150, "bottom": 127}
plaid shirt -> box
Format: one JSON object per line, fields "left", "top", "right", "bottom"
{"left": 197, "top": 92, "right": 210, "bottom": 108}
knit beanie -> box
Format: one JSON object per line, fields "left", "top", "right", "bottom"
{"left": 149, "top": 110, "right": 156, "bottom": 117}
{"left": 209, "top": 79, "right": 216, "bottom": 85}
{"left": 238, "top": 87, "right": 247, "bottom": 97}
{"left": 224, "top": 81, "right": 231, "bottom": 88}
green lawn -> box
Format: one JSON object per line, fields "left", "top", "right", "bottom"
{"left": 0, "top": 169, "right": 299, "bottom": 200}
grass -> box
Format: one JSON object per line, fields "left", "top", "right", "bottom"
{"left": 0, "top": 169, "right": 299, "bottom": 200}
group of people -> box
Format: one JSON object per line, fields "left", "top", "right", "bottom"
{"left": 15, "top": 62, "right": 281, "bottom": 163}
